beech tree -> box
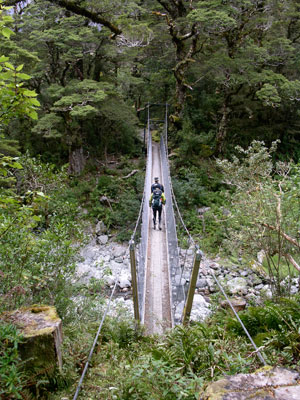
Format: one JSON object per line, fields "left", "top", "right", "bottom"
{"left": 182, "top": 0, "right": 300, "bottom": 155}
{"left": 3, "top": 0, "right": 300, "bottom": 161}
{"left": 1, "top": 0, "right": 140, "bottom": 172}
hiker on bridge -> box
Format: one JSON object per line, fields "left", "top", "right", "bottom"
{"left": 149, "top": 187, "right": 166, "bottom": 230}
{"left": 151, "top": 177, "right": 164, "bottom": 193}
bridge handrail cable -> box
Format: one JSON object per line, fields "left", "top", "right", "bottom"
{"left": 162, "top": 108, "right": 267, "bottom": 366}
{"left": 73, "top": 116, "right": 152, "bottom": 399}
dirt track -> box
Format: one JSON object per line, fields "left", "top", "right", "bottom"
{"left": 144, "top": 141, "right": 172, "bottom": 335}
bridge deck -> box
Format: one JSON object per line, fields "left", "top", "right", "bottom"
{"left": 144, "top": 141, "right": 172, "bottom": 334}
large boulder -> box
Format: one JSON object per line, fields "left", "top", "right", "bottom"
{"left": 199, "top": 367, "right": 300, "bottom": 400}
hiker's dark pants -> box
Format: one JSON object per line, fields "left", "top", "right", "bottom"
{"left": 152, "top": 206, "right": 162, "bottom": 224}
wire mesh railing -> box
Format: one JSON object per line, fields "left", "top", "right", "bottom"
{"left": 160, "top": 104, "right": 266, "bottom": 364}
{"left": 160, "top": 132, "right": 183, "bottom": 325}
{"left": 137, "top": 114, "right": 152, "bottom": 323}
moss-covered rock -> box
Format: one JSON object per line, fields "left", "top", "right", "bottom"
{"left": 199, "top": 367, "right": 300, "bottom": 400}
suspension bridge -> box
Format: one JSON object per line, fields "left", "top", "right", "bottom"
{"left": 73, "top": 103, "right": 266, "bottom": 400}
{"left": 131, "top": 103, "right": 191, "bottom": 333}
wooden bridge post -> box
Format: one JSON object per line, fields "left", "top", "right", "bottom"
{"left": 182, "top": 249, "right": 202, "bottom": 325}
{"left": 129, "top": 240, "right": 140, "bottom": 325}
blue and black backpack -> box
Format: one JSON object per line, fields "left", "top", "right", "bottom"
{"left": 152, "top": 188, "right": 162, "bottom": 208}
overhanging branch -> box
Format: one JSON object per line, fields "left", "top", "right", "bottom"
{"left": 48, "top": 0, "right": 122, "bottom": 36}
{"left": 3, "top": 0, "right": 122, "bottom": 37}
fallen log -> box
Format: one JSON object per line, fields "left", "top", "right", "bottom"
{"left": 122, "top": 169, "right": 139, "bottom": 179}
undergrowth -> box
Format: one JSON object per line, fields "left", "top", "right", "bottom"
{"left": 47, "top": 296, "right": 300, "bottom": 400}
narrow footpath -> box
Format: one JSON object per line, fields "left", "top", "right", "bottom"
{"left": 144, "top": 141, "right": 172, "bottom": 335}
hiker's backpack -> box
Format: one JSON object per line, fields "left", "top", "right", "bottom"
{"left": 152, "top": 189, "right": 162, "bottom": 208}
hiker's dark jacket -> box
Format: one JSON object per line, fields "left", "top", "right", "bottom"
{"left": 151, "top": 183, "right": 164, "bottom": 193}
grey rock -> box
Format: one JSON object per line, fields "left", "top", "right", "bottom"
{"left": 111, "top": 245, "right": 127, "bottom": 258}
{"left": 220, "top": 297, "right": 246, "bottom": 312}
{"left": 245, "top": 292, "right": 257, "bottom": 302}
{"left": 252, "top": 277, "right": 263, "bottom": 286}
{"left": 210, "top": 262, "right": 219, "bottom": 270}
{"left": 200, "top": 367, "right": 299, "bottom": 400}
{"left": 257, "top": 249, "right": 266, "bottom": 264}
{"left": 97, "top": 235, "right": 109, "bottom": 245}
{"left": 274, "top": 385, "right": 300, "bottom": 399}
{"left": 254, "top": 283, "right": 264, "bottom": 290}
{"left": 105, "top": 275, "right": 116, "bottom": 286}
{"left": 95, "top": 220, "right": 107, "bottom": 235}
{"left": 190, "top": 294, "right": 211, "bottom": 322}
{"left": 240, "top": 270, "right": 249, "bottom": 277}
{"left": 118, "top": 277, "right": 131, "bottom": 289}
{"left": 198, "top": 206, "right": 211, "bottom": 215}
{"left": 196, "top": 278, "right": 208, "bottom": 289}
{"left": 290, "top": 285, "right": 298, "bottom": 294}
{"left": 227, "top": 277, "right": 247, "bottom": 294}
{"left": 261, "top": 285, "right": 272, "bottom": 299}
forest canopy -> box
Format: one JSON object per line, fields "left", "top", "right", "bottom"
{"left": 1, "top": 0, "right": 300, "bottom": 167}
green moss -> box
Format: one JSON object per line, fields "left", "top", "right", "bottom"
{"left": 1, "top": 305, "right": 60, "bottom": 337}
{"left": 255, "top": 365, "right": 273, "bottom": 373}
{"left": 24, "top": 326, "right": 56, "bottom": 338}
{"left": 27, "top": 304, "right": 59, "bottom": 321}
{"left": 201, "top": 379, "right": 229, "bottom": 400}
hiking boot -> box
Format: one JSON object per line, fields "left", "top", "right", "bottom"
{"left": 159, "top": 223, "right": 162, "bottom": 230}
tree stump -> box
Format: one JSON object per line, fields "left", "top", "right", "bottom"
{"left": 1, "top": 305, "right": 63, "bottom": 374}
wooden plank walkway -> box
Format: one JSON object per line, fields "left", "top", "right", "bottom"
{"left": 144, "top": 141, "right": 172, "bottom": 334}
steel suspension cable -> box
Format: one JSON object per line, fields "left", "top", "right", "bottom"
{"left": 162, "top": 112, "right": 267, "bottom": 366}
{"left": 212, "top": 274, "right": 266, "bottom": 365}
{"left": 73, "top": 150, "right": 148, "bottom": 399}
{"left": 72, "top": 278, "right": 119, "bottom": 400}
{"left": 73, "top": 107, "right": 155, "bottom": 398}
{"left": 162, "top": 109, "right": 196, "bottom": 249}
{"left": 130, "top": 188, "right": 145, "bottom": 242}
{"left": 170, "top": 184, "right": 197, "bottom": 248}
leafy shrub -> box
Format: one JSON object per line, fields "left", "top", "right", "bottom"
{"left": 225, "top": 297, "right": 300, "bottom": 364}
{"left": 216, "top": 141, "right": 300, "bottom": 295}
{"left": 0, "top": 323, "right": 24, "bottom": 399}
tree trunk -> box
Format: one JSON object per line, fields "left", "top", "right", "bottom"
{"left": 215, "top": 101, "right": 230, "bottom": 155}
{"left": 68, "top": 146, "right": 86, "bottom": 175}
{"left": 1, "top": 305, "right": 63, "bottom": 374}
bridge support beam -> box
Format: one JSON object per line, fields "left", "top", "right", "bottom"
{"left": 182, "top": 249, "right": 202, "bottom": 325}
{"left": 129, "top": 240, "right": 140, "bottom": 326}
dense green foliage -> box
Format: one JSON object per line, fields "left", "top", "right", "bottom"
{"left": 2, "top": 0, "right": 300, "bottom": 160}
{"left": 0, "top": 323, "right": 24, "bottom": 399}
{"left": 47, "top": 296, "right": 300, "bottom": 399}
